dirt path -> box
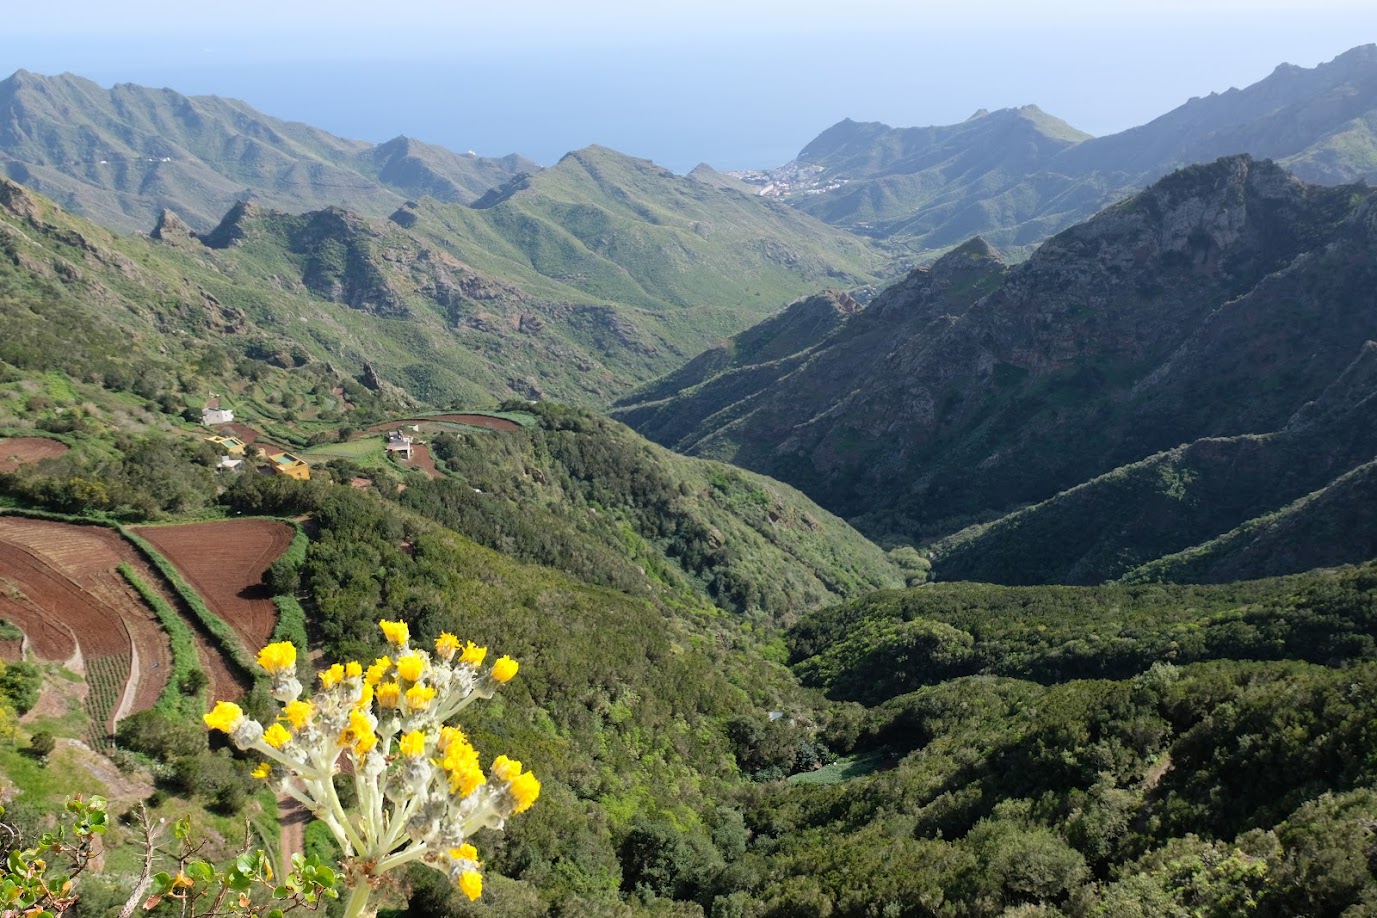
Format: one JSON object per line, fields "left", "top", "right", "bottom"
{"left": 279, "top": 796, "right": 308, "bottom": 876}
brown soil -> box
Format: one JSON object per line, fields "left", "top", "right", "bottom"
{"left": 133, "top": 519, "right": 294, "bottom": 652}
{"left": 0, "top": 517, "right": 174, "bottom": 727}
{"left": 278, "top": 795, "right": 308, "bottom": 876}
{"left": 218, "top": 422, "right": 260, "bottom": 445}
{"left": 367, "top": 414, "right": 522, "bottom": 433}
{"left": 405, "top": 443, "right": 440, "bottom": 479}
{"left": 428, "top": 413, "right": 521, "bottom": 431}
{"left": 0, "top": 438, "right": 70, "bottom": 473}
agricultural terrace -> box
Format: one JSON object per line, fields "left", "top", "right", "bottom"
{"left": 0, "top": 516, "right": 173, "bottom": 736}
{"left": 0, "top": 437, "right": 69, "bottom": 472}
{"left": 366, "top": 412, "right": 528, "bottom": 434}
{"left": 132, "top": 519, "right": 294, "bottom": 651}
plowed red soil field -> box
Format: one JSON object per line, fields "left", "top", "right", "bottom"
{"left": 368, "top": 414, "right": 521, "bottom": 433}
{"left": 0, "top": 517, "right": 174, "bottom": 731}
{"left": 428, "top": 414, "right": 521, "bottom": 431}
{"left": 0, "top": 438, "right": 69, "bottom": 472}
{"left": 405, "top": 443, "right": 440, "bottom": 479}
{"left": 133, "top": 520, "right": 294, "bottom": 652}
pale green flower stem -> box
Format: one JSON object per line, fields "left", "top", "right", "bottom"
{"left": 342, "top": 877, "right": 375, "bottom": 918}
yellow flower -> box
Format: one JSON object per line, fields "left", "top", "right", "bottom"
{"left": 490, "top": 755, "right": 522, "bottom": 783}
{"left": 396, "top": 652, "right": 426, "bottom": 684}
{"left": 356, "top": 682, "right": 374, "bottom": 709}
{"left": 319, "top": 663, "right": 345, "bottom": 689}
{"left": 204, "top": 701, "right": 244, "bottom": 733}
{"left": 345, "top": 661, "right": 363, "bottom": 680}
{"left": 449, "top": 843, "right": 479, "bottom": 863}
{"left": 252, "top": 762, "right": 272, "bottom": 780}
{"left": 405, "top": 684, "right": 437, "bottom": 712}
{"left": 377, "top": 682, "right": 401, "bottom": 708}
{"left": 459, "top": 642, "right": 487, "bottom": 666}
{"left": 365, "top": 656, "right": 391, "bottom": 686}
{"left": 442, "top": 738, "right": 479, "bottom": 774}
{"left": 448, "top": 763, "right": 486, "bottom": 797}
{"left": 490, "top": 655, "right": 518, "bottom": 683}
{"left": 509, "top": 771, "right": 541, "bottom": 813}
{"left": 435, "top": 632, "right": 460, "bottom": 661}
{"left": 437, "top": 725, "right": 467, "bottom": 750}
{"left": 257, "top": 641, "right": 297, "bottom": 675}
{"left": 340, "top": 710, "right": 377, "bottom": 754}
{"left": 282, "top": 700, "right": 314, "bottom": 731}
{"left": 459, "top": 870, "right": 482, "bottom": 901}
{"left": 399, "top": 730, "right": 427, "bottom": 758}
{"left": 379, "top": 619, "right": 410, "bottom": 646}
{"left": 263, "top": 723, "right": 292, "bottom": 749}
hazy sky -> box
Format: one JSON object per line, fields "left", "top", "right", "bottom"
{"left": 4, "top": 1, "right": 1376, "bottom": 171}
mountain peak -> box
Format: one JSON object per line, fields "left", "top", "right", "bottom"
{"left": 0, "top": 177, "right": 41, "bottom": 219}
{"left": 150, "top": 208, "right": 197, "bottom": 245}
{"left": 933, "top": 236, "right": 1003, "bottom": 270}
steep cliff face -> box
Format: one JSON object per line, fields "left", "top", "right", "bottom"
{"left": 620, "top": 158, "right": 1377, "bottom": 577}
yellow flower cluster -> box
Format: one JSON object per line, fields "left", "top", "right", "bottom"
{"left": 435, "top": 726, "right": 484, "bottom": 797}
{"left": 257, "top": 641, "right": 297, "bottom": 675}
{"left": 202, "top": 618, "right": 537, "bottom": 912}
{"left": 379, "top": 619, "right": 409, "bottom": 646}
{"left": 491, "top": 755, "right": 541, "bottom": 813}
{"left": 203, "top": 701, "right": 243, "bottom": 733}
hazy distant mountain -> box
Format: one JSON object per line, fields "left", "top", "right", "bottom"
{"left": 768, "top": 45, "right": 1377, "bottom": 256}
{"left": 0, "top": 70, "right": 538, "bottom": 233}
{"left": 615, "top": 156, "right": 1377, "bottom": 583}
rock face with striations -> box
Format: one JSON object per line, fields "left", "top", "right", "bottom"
{"left": 617, "top": 156, "right": 1377, "bottom": 583}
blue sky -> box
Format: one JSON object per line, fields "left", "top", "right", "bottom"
{"left": 4, "top": 1, "right": 1376, "bottom": 171}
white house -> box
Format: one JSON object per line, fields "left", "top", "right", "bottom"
{"left": 385, "top": 430, "right": 414, "bottom": 460}
{"left": 202, "top": 407, "right": 235, "bottom": 426}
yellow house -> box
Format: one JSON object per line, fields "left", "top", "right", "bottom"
{"left": 267, "top": 451, "right": 311, "bottom": 481}
{"left": 204, "top": 435, "right": 247, "bottom": 457}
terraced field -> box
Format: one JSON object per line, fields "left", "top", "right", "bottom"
{"left": 133, "top": 519, "right": 294, "bottom": 652}
{"left": 0, "top": 517, "right": 174, "bottom": 734}
{"left": 0, "top": 437, "right": 69, "bottom": 473}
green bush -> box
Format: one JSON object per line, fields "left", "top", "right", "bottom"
{"left": 122, "top": 531, "right": 257, "bottom": 677}
{"left": 117, "top": 562, "right": 203, "bottom": 716}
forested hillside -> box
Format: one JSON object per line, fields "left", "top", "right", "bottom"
{"left": 618, "top": 157, "right": 1377, "bottom": 585}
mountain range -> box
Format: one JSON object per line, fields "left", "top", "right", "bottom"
{"left": 614, "top": 155, "right": 1377, "bottom": 584}
{"left": 755, "top": 44, "right": 1377, "bottom": 257}
{"left": 0, "top": 69, "right": 540, "bottom": 233}
{"left": 9, "top": 45, "right": 1377, "bottom": 918}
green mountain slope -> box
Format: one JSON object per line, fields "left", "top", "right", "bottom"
{"left": 1124, "top": 455, "right": 1377, "bottom": 584}
{"left": 0, "top": 70, "right": 538, "bottom": 233}
{"left": 617, "top": 157, "right": 1377, "bottom": 582}
{"left": 0, "top": 174, "right": 899, "bottom": 619}
{"left": 770, "top": 44, "right": 1377, "bottom": 256}
{"left": 0, "top": 136, "right": 880, "bottom": 408}
{"left": 395, "top": 404, "right": 902, "bottom": 622}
